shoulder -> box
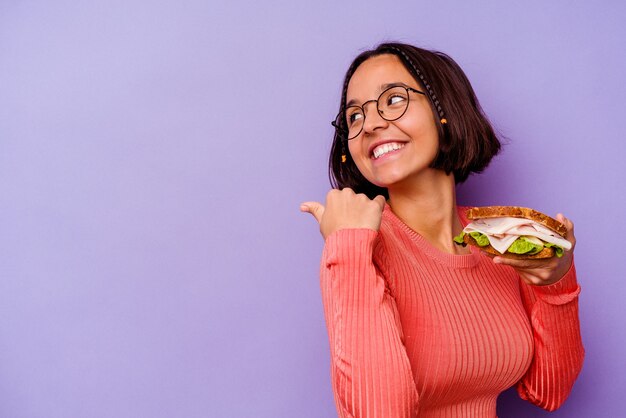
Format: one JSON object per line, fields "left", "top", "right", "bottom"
{"left": 379, "top": 204, "right": 404, "bottom": 239}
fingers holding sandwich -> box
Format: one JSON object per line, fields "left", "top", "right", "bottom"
{"left": 556, "top": 213, "right": 576, "bottom": 249}
{"left": 492, "top": 212, "right": 576, "bottom": 286}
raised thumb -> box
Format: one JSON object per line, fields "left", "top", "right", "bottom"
{"left": 300, "top": 201, "right": 325, "bottom": 224}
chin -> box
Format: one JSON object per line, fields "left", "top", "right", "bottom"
{"left": 368, "top": 171, "right": 410, "bottom": 189}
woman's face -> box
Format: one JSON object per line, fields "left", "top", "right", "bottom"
{"left": 345, "top": 54, "right": 440, "bottom": 189}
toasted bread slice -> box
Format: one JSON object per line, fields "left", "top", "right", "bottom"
{"left": 466, "top": 206, "right": 567, "bottom": 237}
{"left": 463, "top": 234, "right": 555, "bottom": 259}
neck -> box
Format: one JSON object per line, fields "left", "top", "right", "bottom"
{"left": 387, "top": 170, "right": 468, "bottom": 254}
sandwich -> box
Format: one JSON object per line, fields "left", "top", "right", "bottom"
{"left": 453, "top": 206, "right": 572, "bottom": 259}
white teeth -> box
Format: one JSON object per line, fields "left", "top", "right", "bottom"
{"left": 372, "top": 142, "right": 404, "bottom": 159}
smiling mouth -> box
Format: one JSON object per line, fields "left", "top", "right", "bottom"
{"left": 372, "top": 142, "right": 405, "bottom": 159}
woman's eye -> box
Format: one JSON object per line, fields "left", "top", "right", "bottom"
{"left": 387, "top": 94, "right": 407, "bottom": 106}
{"left": 348, "top": 112, "right": 363, "bottom": 125}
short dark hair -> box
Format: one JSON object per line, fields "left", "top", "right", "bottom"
{"left": 329, "top": 42, "right": 501, "bottom": 199}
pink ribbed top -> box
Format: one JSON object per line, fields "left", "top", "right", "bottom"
{"left": 319, "top": 205, "right": 584, "bottom": 418}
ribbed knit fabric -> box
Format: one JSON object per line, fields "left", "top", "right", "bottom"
{"left": 320, "top": 205, "right": 584, "bottom": 418}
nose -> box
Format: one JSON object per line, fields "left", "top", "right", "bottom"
{"left": 361, "top": 100, "right": 388, "bottom": 135}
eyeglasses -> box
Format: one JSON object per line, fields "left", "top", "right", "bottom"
{"left": 331, "top": 85, "right": 425, "bottom": 140}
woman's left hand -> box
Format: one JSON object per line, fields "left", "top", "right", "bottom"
{"left": 489, "top": 214, "right": 576, "bottom": 286}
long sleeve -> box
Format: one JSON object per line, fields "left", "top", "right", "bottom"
{"left": 320, "top": 228, "right": 419, "bottom": 418}
{"left": 516, "top": 262, "right": 585, "bottom": 411}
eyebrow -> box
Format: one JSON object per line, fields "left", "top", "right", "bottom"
{"left": 345, "top": 82, "right": 414, "bottom": 107}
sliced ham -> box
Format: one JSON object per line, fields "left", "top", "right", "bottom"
{"left": 463, "top": 217, "right": 573, "bottom": 255}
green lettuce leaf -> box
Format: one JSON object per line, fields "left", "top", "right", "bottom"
{"left": 469, "top": 232, "right": 490, "bottom": 247}
{"left": 507, "top": 236, "right": 544, "bottom": 255}
{"left": 453, "top": 232, "right": 466, "bottom": 245}
{"left": 453, "top": 231, "right": 490, "bottom": 247}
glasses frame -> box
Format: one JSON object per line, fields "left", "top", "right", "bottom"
{"left": 331, "top": 85, "right": 425, "bottom": 140}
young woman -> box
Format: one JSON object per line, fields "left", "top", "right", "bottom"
{"left": 301, "top": 42, "right": 584, "bottom": 418}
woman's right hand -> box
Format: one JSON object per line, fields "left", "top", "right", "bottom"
{"left": 300, "top": 188, "right": 386, "bottom": 239}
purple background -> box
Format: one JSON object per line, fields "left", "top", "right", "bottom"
{"left": 1, "top": 1, "right": 624, "bottom": 417}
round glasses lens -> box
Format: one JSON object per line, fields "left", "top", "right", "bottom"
{"left": 378, "top": 86, "right": 410, "bottom": 121}
{"left": 344, "top": 106, "right": 364, "bottom": 139}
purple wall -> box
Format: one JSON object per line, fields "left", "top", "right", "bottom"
{"left": 1, "top": 1, "right": 624, "bottom": 416}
